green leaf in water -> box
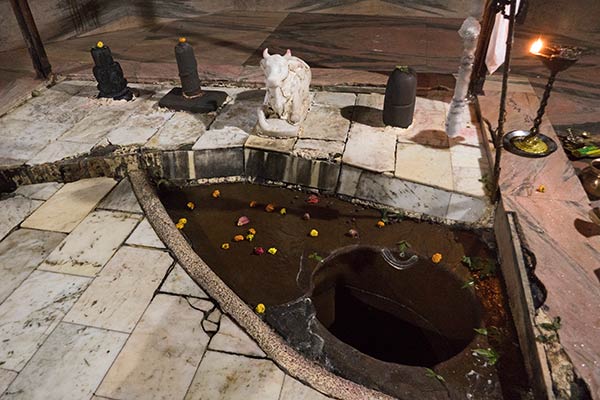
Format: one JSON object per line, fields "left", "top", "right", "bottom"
{"left": 308, "top": 252, "right": 323, "bottom": 262}
{"left": 461, "top": 279, "right": 475, "bottom": 289}
{"left": 425, "top": 368, "right": 445, "bottom": 383}
{"left": 472, "top": 348, "right": 500, "bottom": 366}
{"left": 539, "top": 316, "right": 561, "bottom": 332}
{"left": 461, "top": 256, "right": 473, "bottom": 268}
{"left": 474, "top": 328, "right": 488, "bottom": 336}
{"left": 396, "top": 240, "right": 411, "bottom": 254}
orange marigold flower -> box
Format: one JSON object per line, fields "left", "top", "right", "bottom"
{"left": 432, "top": 253, "right": 442, "bottom": 264}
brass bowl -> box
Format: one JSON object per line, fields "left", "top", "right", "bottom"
{"left": 503, "top": 130, "right": 558, "bottom": 158}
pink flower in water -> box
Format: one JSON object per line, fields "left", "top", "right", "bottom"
{"left": 254, "top": 247, "right": 265, "bottom": 255}
{"left": 347, "top": 228, "right": 359, "bottom": 239}
{"left": 306, "top": 194, "right": 320, "bottom": 204}
{"left": 237, "top": 216, "right": 250, "bottom": 226}
{"left": 302, "top": 213, "right": 310, "bottom": 220}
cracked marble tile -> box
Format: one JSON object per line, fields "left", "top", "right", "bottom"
{"left": 0, "top": 196, "right": 42, "bottom": 240}
{"left": 97, "top": 178, "right": 143, "bottom": 214}
{"left": 208, "top": 316, "right": 265, "bottom": 357}
{"left": 0, "top": 271, "right": 91, "bottom": 371}
{"left": 97, "top": 294, "right": 208, "bottom": 400}
{"left": 2, "top": 323, "right": 127, "bottom": 400}
{"left": 125, "top": 218, "right": 165, "bottom": 248}
{"left": 14, "top": 182, "right": 63, "bottom": 201}
{"left": 160, "top": 264, "right": 208, "bottom": 298}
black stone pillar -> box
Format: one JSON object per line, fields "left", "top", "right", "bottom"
{"left": 91, "top": 41, "right": 133, "bottom": 101}
{"left": 158, "top": 38, "right": 226, "bottom": 113}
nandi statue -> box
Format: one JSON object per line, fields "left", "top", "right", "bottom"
{"left": 256, "top": 48, "right": 311, "bottom": 137}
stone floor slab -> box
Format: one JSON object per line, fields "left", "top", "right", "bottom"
{"left": 192, "top": 126, "right": 249, "bottom": 150}
{"left": 159, "top": 264, "right": 208, "bottom": 298}
{"left": 58, "top": 110, "right": 129, "bottom": 145}
{"left": 14, "top": 182, "right": 63, "bottom": 201}
{"left": 146, "top": 112, "right": 214, "bottom": 150}
{"left": 293, "top": 138, "right": 345, "bottom": 161}
{"left": 446, "top": 193, "right": 488, "bottom": 223}
{"left": 245, "top": 135, "right": 296, "bottom": 154}
{"left": 395, "top": 142, "right": 453, "bottom": 191}
{"left": 209, "top": 89, "right": 264, "bottom": 134}
{"left": 2, "top": 323, "right": 127, "bottom": 400}
{"left": 97, "top": 295, "right": 209, "bottom": 400}
{"left": 125, "top": 218, "right": 165, "bottom": 248}
{"left": 64, "top": 246, "right": 172, "bottom": 332}
{"left": 21, "top": 178, "right": 117, "bottom": 233}
{"left": 0, "top": 369, "right": 17, "bottom": 394}
{"left": 0, "top": 271, "right": 90, "bottom": 371}
{"left": 185, "top": 351, "right": 284, "bottom": 400}
{"left": 39, "top": 210, "right": 141, "bottom": 277}
{"left": 312, "top": 91, "right": 356, "bottom": 108}
{"left": 0, "top": 196, "right": 42, "bottom": 240}
{"left": 343, "top": 124, "right": 396, "bottom": 173}
{"left": 0, "top": 229, "right": 65, "bottom": 303}
{"left": 97, "top": 178, "right": 143, "bottom": 214}
{"left": 279, "top": 375, "right": 331, "bottom": 400}
{"left": 28, "top": 139, "right": 93, "bottom": 165}
{"left": 208, "top": 316, "right": 265, "bottom": 357}
{"left": 106, "top": 109, "right": 174, "bottom": 146}
{"left": 300, "top": 104, "right": 351, "bottom": 141}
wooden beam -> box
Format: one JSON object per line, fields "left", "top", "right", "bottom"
{"left": 9, "top": 0, "right": 52, "bottom": 79}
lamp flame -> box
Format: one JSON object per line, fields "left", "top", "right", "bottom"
{"left": 530, "top": 38, "right": 544, "bottom": 54}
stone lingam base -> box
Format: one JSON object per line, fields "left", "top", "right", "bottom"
{"left": 158, "top": 88, "right": 228, "bottom": 114}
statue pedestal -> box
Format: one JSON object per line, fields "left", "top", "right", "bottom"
{"left": 158, "top": 88, "right": 227, "bottom": 113}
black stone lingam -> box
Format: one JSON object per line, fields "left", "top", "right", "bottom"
{"left": 91, "top": 41, "right": 133, "bottom": 101}
{"left": 383, "top": 66, "right": 417, "bottom": 128}
{"left": 159, "top": 38, "right": 227, "bottom": 113}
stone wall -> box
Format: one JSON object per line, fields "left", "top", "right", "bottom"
{"left": 0, "top": 0, "right": 127, "bottom": 52}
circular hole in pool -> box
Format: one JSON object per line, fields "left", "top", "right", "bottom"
{"left": 310, "top": 246, "right": 482, "bottom": 368}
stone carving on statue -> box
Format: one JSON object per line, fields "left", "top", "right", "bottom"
{"left": 257, "top": 48, "right": 311, "bottom": 137}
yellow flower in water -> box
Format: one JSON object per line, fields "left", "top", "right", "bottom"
{"left": 176, "top": 222, "right": 185, "bottom": 230}
{"left": 536, "top": 184, "right": 546, "bottom": 193}
{"left": 96, "top": 41, "right": 104, "bottom": 48}
{"left": 233, "top": 234, "right": 245, "bottom": 242}
{"left": 249, "top": 200, "right": 257, "bottom": 208}
{"left": 187, "top": 202, "right": 195, "bottom": 210}
{"left": 268, "top": 247, "right": 277, "bottom": 255}
{"left": 255, "top": 303, "right": 266, "bottom": 314}
{"left": 221, "top": 243, "right": 230, "bottom": 250}
{"left": 265, "top": 203, "right": 275, "bottom": 212}
{"left": 248, "top": 228, "right": 256, "bottom": 235}
{"left": 246, "top": 233, "right": 255, "bottom": 241}
{"left": 178, "top": 218, "right": 187, "bottom": 225}
{"left": 431, "top": 253, "right": 442, "bottom": 264}
{"left": 376, "top": 220, "right": 385, "bottom": 228}
{"left": 309, "top": 229, "right": 319, "bottom": 237}
{"left": 212, "top": 189, "right": 221, "bottom": 198}
{"left": 280, "top": 208, "right": 287, "bottom": 215}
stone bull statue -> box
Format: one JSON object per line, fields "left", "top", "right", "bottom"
{"left": 257, "top": 48, "right": 311, "bottom": 137}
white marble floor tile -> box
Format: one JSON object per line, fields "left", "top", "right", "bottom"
{"left": 192, "top": 127, "right": 249, "bottom": 151}
{"left": 28, "top": 140, "right": 94, "bottom": 165}
{"left": 208, "top": 315, "right": 265, "bottom": 357}
{"left": 2, "top": 323, "right": 127, "bottom": 400}
{"left": 64, "top": 246, "right": 172, "bottom": 332}
{"left": 301, "top": 105, "right": 351, "bottom": 141}
{"left": 452, "top": 166, "right": 488, "bottom": 198}
{"left": 21, "top": 177, "right": 117, "bottom": 233}
{"left": 160, "top": 264, "right": 208, "bottom": 298}
{"left": 312, "top": 91, "right": 356, "bottom": 108}
{"left": 0, "top": 271, "right": 91, "bottom": 371}
{"left": 125, "top": 218, "right": 165, "bottom": 248}
{"left": 0, "top": 196, "right": 42, "bottom": 240}
{"left": 279, "top": 375, "right": 331, "bottom": 400}
{"left": 0, "top": 229, "right": 66, "bottom": 303}
{"left": 146, "top": 111, "right": 213, "bottom": 150}
{"left": 395, "top": 142, "right": 453, "bottom": 191}
{"left": 14, "top": 182, "right": 63, "bottom": 201}
{"left": 106, "top": 110, "right": 174, "bottom": 146}
{"left": 97, "top": 178, "right": 143, "bottom": 214}
{"left": 343, "top": 123, "right": 396, "bottom": 173}
{"left": 58, "top": 110, "right": 129, "bottom": 145}
{"left": 185, "top": 351, "right": 284, "bottom": 400}
{"left": 450, "top": 144, "right": 487, "bottom": 170}
{"left": 0, "top": 368, "right": 17, "bottom": 394}
{"left": 96, "top": 295, "right": 209, "bottom": 400}
{"left": 38, "top": 210, "right": 141, "bottom": 277}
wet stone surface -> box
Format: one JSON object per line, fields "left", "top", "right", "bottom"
{"left": 159, "top": 182, "right": 530, "bottom": 399}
